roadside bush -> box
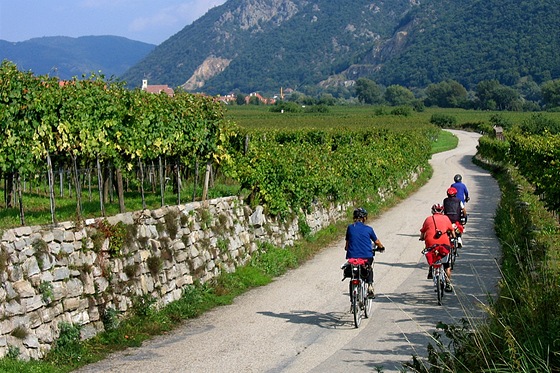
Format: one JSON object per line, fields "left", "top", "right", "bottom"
{"left": 430, "top": 113, "right": 457, "bottom": 127}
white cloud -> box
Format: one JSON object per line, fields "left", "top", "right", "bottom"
{"left": 129, "top": 1, "right": 226, "bottom": 32}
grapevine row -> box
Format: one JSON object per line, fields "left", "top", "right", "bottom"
{"left": 477, "top": 131, "right": 560, "bottom": 211}
{"left": 0, "top": 60, "right": 233, "bottom": 225}
{"left": 1, "top": 59, "right": 435, "bottom": 226}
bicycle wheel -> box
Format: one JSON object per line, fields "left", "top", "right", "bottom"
{"left": 352, "top": 284, "right": 362, "bottom": 328}
{"left": 363, "top": 284, "right": 372, "bottom": 318}
{"left": 450, "top": 240, "right": 457, "bottom": 270}
{"left": 436, "top": 271, "right": 444, "bottom": 306}
{"left": 450, "top": 247, "right": 456, "bottom": 270}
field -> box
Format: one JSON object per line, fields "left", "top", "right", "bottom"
{"left": 224, "top": 104, "right": 560, "bottom": 129}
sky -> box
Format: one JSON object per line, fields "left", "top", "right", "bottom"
{"left": 0, "top": 0, "right": 228, "bottom": 45}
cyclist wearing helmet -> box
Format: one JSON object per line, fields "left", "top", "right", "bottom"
{"left": 420, "top": 204, "right": 455, "bottom": 292}
{"left": 345, "top": 207, "right": 385, "bottom": 298}
{"left": 443, "top": 187, "right": 466, "bottom": 225}
{"left": 443, "top": 187, "right": 465, "bottom": 246}
{"left": 451, "top": 174, "right": 470, "bottom": 204}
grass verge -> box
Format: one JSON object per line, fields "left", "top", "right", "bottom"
{"left": 432, "top": 130, "right": 459, "bottom": 154}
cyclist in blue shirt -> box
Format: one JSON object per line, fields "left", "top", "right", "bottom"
{"left": 450, "top": 174, "right": 470, "bottom": 225}
{"left": 345, "top": 207, "right": 385, "bottom": 297}
{"left": 451, "top": 174, "right": 470, "bottom": 204}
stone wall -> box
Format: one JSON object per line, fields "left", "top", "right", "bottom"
{"left": 0, "top": 196, "right": 350, "bottom": 360}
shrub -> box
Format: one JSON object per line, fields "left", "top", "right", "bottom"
{"left": 269, "top": 102, "right": 302, "bottom": 113}
{"left": 164, "top": 210, "right": 179, "bottom": 239}
{"left": 147, "top": 256, "right": 162, "bottom": 277}
{"left": 390, "top": 105, "right": 412, "bottom": 116}
{"left": 430, "top": 113, "right": 457, "bottom": 127}
{"left": 38, "top": 281, "right": 54, "bottom": 304}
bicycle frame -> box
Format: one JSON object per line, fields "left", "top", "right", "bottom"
{"left": 343, "top": 258, "right": 372, "bottom": 327}
{"left": 422, "top": 245, "right": 449, "bottom": 306}
{"left": 449, "top": 236, "right": 458, "bottom": 270}
{"left": 431, "top": 262, "right": 446, "bottom": 305}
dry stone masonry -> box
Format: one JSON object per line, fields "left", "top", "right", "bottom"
{"left": 0, "top": 196, "right": 349, "bottom": 360}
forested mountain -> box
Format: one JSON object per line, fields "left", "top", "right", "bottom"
{"left": 120, "top": 0, "right": 414, "bottom": 95}
{"left": 0, "top": 36, "right": 155, "bottom": 80}
{"left": 122, "top": 0, "right": 560, "bottom": 96}
{"left": 374, "top": 0, "right": 560, "bottom": 89}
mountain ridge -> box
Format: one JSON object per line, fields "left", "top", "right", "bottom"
{"left": 0, "top": 36, "right": 155, "bottom": 81}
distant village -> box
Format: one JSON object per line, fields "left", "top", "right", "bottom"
{"left": 141, "top": 79, "right": 283, "bottom": 105}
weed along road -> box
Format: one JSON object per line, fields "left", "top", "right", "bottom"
{"left": 75, "top": 130, "right": 501, "bottom": 373}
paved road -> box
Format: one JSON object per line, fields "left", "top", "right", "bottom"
{"left": 76, "top": 130, "right": 501, "bottom": 373}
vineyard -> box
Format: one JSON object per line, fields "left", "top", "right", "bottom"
{"left": 477, "top": 128, "right": 560, "bottom": 213}
{"left": 0, "top": 60, "right": 234, "bottom": 227}
{"left": 0, "top": 62, "right": 444, "bottom": 229}
{"left": 5, "top": 55, "right": 560, "bottom": 230}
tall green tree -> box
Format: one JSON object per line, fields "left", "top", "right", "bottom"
{"left": 355, "top": 78, "right": 384, "bottom": 105}
{"left": 384, "top": 85, "right": 415, "bottom": 106}
{"left": 541, "top": 79, "right": 560, "bottom": 109}
{"left": 425, "top": 80, "right": 468, "bottom": 108}
{"left": 475, "top": 79, "right": 522, "bottom": 110}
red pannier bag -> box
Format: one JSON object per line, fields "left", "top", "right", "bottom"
{"left": 424, "top": 245, "right": 450, "bottom": 266}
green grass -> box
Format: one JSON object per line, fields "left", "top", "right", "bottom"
{"left": 0, "top": 181, "right": 240, "bottom": 230}
{"left": 432, "top": 130, "right": 459, "bottom": 154}
{"left": 225, "top": 105, "right": 560, "bottom": 130}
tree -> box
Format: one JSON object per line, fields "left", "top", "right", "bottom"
{"left": 355, "top": 78, "right": 383, "bottom": 105}
{"left": 516, "top": 78, "right": 542, "bottom": 103}
{"left": 541, "top": 79, "right": 560, "bottom": 108}
{"left": 317, "top": 93, "right": 336, "bottom": 106}
{"left": 384, "top": 85, "right": 415, "bottom": 106}
{"left": 475, "top": 80, "right": 521, "bottom": 111}
{"left": 425, "top": 80, "right": 468, "bottom": 108}
{"left": 235, "top": 93, "right": 246, "bottom": 105}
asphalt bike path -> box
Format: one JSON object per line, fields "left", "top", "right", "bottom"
{"left": 75, "top": 130, "right": 501, "bottom": 373}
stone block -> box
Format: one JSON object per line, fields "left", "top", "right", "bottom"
{"left": 13, "top": 280, "right": 35, "bottom": 298}
{"left": 62, "top": 297, "right": 80, "bottom": 312}
{"left": 24, "top": 295, "right": 44, "bottom": 313}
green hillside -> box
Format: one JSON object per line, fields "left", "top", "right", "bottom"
{"left": 121, "top": 0, "right": 560, "bottom": 96}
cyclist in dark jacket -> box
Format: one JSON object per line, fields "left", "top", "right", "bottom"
{"left": 345, "top": 207, "right": 385, "bottom": 297}
{"left": 443, "top": 187, "right": 465, "bottom": 224}
{"left": 443, "top": 187, "right": 466, "bottom": 247}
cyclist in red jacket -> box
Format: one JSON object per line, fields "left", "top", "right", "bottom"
{"left": 420, "top": 204, "right": 455, "bottom": 292}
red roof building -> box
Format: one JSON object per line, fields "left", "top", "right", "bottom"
{"left": 141, "top": 79, "right": 174, "bottom": 97}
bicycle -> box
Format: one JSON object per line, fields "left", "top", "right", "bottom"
{"left": 422, "top": 245, "right": 451, "bottom": 306}
{"left": 341, "top": 246, "right": 384, "bottom": 328}
{"left": 342, "top": 258, "right": 371, "bottom": 328}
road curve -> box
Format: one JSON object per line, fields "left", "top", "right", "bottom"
{"left": 75, "top": 130, "right": 501, "bottom": 373}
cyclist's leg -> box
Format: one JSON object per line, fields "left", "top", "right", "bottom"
{"left": 366, "top": 258, "right": 374, "bottom": 283}
{"left": 366, "top": 258, "right": 374, "bottom": 297}
{"left": 443, "top": 258, "right": 452, "bottom": 292}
